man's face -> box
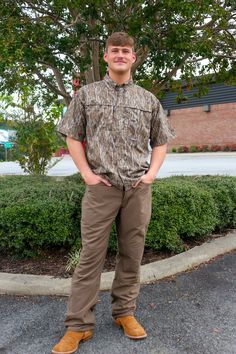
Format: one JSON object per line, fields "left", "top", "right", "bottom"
{"left": 104, "top": 45, "right": 136, "bottom": 75}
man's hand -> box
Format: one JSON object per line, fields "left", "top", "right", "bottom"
{"left": 65, "top": 137, "right": 112, "bottom": 187}
{"left": 83, "top": 171, "right": 112, "bottom": 186}
{"left": 132, "top": 144, "right": 167, "bottom": 188}
{"left": 132, "top": 172, "right": 156, "bottom": 188}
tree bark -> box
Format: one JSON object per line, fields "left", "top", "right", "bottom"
{"left": 91, "top": 40, "right": 101, "bottom": 82}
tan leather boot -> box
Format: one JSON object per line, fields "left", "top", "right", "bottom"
{"left": 52, "top": 330, "right": 93, "bottom": 354}
{"left": 114, "top": 315, "right": 147, "bottom": 339}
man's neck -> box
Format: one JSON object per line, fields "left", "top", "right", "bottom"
{"left": 108, "top": 70, "right": 131, "bottom": 84}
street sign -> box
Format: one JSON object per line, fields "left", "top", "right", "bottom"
{"left": 3, "top": 142, "right": 14, "bottom": 149}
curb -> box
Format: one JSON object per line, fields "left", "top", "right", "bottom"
{"left": 0, "top": 231, "right": 235, "bottom": 297}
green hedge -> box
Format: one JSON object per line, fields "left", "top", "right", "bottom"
{"left": 0, "top": 176, "right": 85, "bottom": 257}
{"left": 0, "top": 175, "right": 235, "bottom": 257}
{"left": 194, "top": 176, "right": 236, "bottom": 229}
{"left": 146, "top": 179, "right": 218, "bottom": 252}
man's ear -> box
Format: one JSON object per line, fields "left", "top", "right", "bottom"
{"left": 104, "top": 51, "right": 108, "bottom": 62}
{"left": 132, "top": 52, "right": 136, "bottom": 63}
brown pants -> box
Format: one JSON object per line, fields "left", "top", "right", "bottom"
{"left": 65, "top": 182, "right": 152, "bottom": 331}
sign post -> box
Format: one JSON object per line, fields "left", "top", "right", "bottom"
{"left": 1, "top": 142, "right": 14, "bottom": 161}
{"left": 0, "top": 129, "right": 16, "bottom": 161}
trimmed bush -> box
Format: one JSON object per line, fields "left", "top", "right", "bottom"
{"left": 172, "top": 144, "right": 235, "bottom": 153}
{"left": 210, "top": 145, "right": 222, "bottom": 152}
{"left": 0, "top": 176, "right": 85, "bottom": 257}
{"left": 189, "top": 145, "right": 198, "bottom": 153}
{"left": 162, "top": 175, "right": 236, "bottom": 231}
{"left": 145, "top": 179, "right": 218, "bottom": 252}
{"left": 201, "top": 145, "right": 209, "bottom": 152}
{"left": 177, "top": 145, "right": 189, "bottom": 153}
{"left": 194, "top": 176, "right": 236, "bottom": 229}
{"left": 0, "top": 174, "right": 235, "bottom": 257}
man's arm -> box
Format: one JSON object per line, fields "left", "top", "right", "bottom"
{"left": 133, "top": 144, "right": 167, "bottom": 187}
{"left": 66, "top": 136, "right": 112, "bottom": 186}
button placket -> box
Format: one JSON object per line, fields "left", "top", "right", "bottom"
{"left": 115, "top": 86, "right": 127, "bottom": 188}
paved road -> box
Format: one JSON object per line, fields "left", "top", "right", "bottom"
{"left": 157, "top": 152, "right": 236, "bottom": 178}
{"left": 0, "top": 152, "right": 235, "bottom": 177}
{"left": 0, "top": 251, "right": 235, "bottom": 354}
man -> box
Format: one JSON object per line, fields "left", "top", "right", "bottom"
{"left": 52, "top": 32, "right": 174, "bottom": 354}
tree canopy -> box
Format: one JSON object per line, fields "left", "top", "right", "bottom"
{"left": 0, "top": 0, "right": 235, "bottom": 106}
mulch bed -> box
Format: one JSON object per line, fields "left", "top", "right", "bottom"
{"left": 0, "top": 233, "right": 226, "bottom": 278}
{"left": 0, "top": 249, "right": 174, "bottom": 278}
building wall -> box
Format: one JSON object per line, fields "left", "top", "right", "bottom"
{"left": 168, "top": 102, "right": 236, "bottom": 148}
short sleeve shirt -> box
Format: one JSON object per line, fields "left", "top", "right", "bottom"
{"left": 57, "top": 74, "right": 175, "bottom": 190}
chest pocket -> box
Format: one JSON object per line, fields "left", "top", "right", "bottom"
{"left": 121, "top": 105, "right": 152, "bottom": 142}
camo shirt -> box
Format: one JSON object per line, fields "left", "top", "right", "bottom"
{"left": 57, "top": 74, "right": 175, "bottom": 190}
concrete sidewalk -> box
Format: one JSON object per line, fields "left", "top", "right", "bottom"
{"left": 0, "top": 230, "right": 235, "bottom": 296}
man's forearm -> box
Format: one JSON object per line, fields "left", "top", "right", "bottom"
{"left": 147, "top": 144, "right": 167, "bottom": 179}
{"left": 66, "top": 137, "right": 92, "bottom": 179}
{"left": 133, "top": 144, "right": 167, "bottom": 187}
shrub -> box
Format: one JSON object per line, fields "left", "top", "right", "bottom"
{"left": 174, "top": 144, "right": 235, "bottom": 153}
{"left": 13, "top": 117, "right": 60, "bottom": 175}
{"left": 145, "top": 179, "right": 218, "bottom": 252}
{"left": 177, "top": 146, "right": 184, "bottom": 153}
{"left": 177, "top": 145, "right": 189, "bottom": 153}
{"left": 183, "top": 146, "right": 189, "bottom": 153}
{"left": 194, "top": 176, "right": 236, "bottom": 229}
{"left": 189, "top": 145, "right": 203, "bottom": 152}
{"left": 172, "top": 147, "right": 177, "bottom": 153}
{"left": 211, "top": 145, "right": 222, "bottom": 152}
{"left": 201, "top": 145, "right": 209, "bottom": 152}
{"left": 64, "top": 173, "right": 84, "bottom": 184}
{"left": 189, "top": 145, "right": 198, "bottom": 153}
{"left": 0, "top": 175, "right": 236, "bottom": 258}
{"left": 0, "top": 176, "right": 84, "bottom": 257}
{"left": 229, "top": 144, "right": 236, "bottom": 151}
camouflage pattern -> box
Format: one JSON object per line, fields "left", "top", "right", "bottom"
{"left": 57, "top": 74, "right": 175, "bottom": 190}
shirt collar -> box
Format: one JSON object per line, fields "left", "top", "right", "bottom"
{"left": 104, "top": 73, "right": 133, "bottom": 88}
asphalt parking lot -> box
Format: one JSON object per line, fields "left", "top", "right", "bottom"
{"left": 1, "top": 251, "right": 235, "bottom": 354}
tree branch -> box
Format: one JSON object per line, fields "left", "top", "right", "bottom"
{"left": 67, "top": 3, "right": 79, "bottom": 21}
{"left": 21, "top": 0, "right": 71, "bottom": 31}
{"left": 39, "top": 61, "right": 69, "bottom": 97}
{"left": 152, "top": 54, "right": 190, "bottom": 93}
{"left": 195, "top": 19, "right": 216, "bottom": 30}
{"left": 64, "top": 14, "right": 83, "bottom": 28}
{"left": 34, "top": 69, "right": 72, "bottom": 106}
{"left": 132, "top": 46, "right": 149, "bottom": 73}
{"left": 213, "top": 54, "right": 236, "bottom": 59}
{"left": 225, "top": 29, "right": 236, "bottom": 47}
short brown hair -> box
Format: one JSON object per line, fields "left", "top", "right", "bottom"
{"left": 105, "top": 32, "right": 135, "bottom": 51}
